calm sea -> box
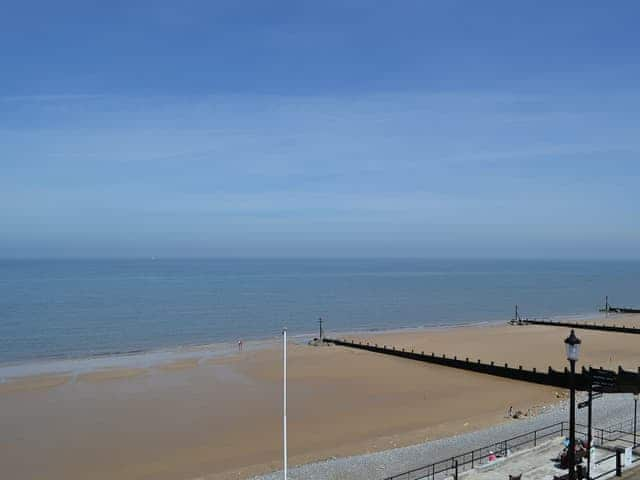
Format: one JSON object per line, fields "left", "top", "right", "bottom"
{"left": 1, "top": 258, "right": 639, "bottom": 365}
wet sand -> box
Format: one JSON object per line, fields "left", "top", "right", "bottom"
{"left": 1, "top": 316, "right": 639, "bottom": 480}
{"left": 0, "top": 373, "right": 71, "bottom": 394}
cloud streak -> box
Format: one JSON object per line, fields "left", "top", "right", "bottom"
{"left": 1, "top": 89, "right": 639, "bottom": 257}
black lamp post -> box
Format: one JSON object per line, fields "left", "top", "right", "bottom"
{"left": 565, "top": 329, "right": 581, "bottom": 480}
{"left": 634, "top": 393, "right": 638, "bottom": 447}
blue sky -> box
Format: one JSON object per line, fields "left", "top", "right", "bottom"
{"left": 1, "top": 1, "right": 639, "bottom": 258}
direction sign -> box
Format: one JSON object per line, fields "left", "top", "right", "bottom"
{"left": 591, "top": 369, "right": 617, "bottom": 393}
{"left": 577, "top": 392, "right": 603, "bottom": 409}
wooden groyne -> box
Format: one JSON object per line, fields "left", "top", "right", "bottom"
{"left": 599, "top": 306, "right": 640, "bottom": 314}
{"left": 522, "top": 318, "right": 640, "bottom": 335}
{"left": 599, "top": 295, "right": 640, "bottom": 314}
{"left": 323, "top": 337, "right": 640, "bottom": 394}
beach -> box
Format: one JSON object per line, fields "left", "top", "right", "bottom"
{"left": 2, "top": 315, "right": 640, "bottom": 480}
{"left": 5, "top": 4, "right": 640, "bottom": 478}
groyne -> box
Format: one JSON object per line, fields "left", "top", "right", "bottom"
{"left": 324, "top": 337, "right": 640, "bottom": 394}
{"left": 522, "top": 318, "right": 640, "bottom": 335}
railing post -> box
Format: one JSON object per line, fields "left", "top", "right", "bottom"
{"left": 454, "top": 459, "right": 458, "bottom": 480}
{"left": 471, "top": 450, "right": 474, "bottom": 468}
{"left": 534, "top": 430, "right": 537, "bottom": 446}
{"left": 616, "top": 447, "right": 623, "bottom": 476}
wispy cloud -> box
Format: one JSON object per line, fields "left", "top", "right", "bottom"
{"left": 1, "top": 89, "right": 640, "bottom": 257}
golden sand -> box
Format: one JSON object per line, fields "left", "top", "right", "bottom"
{"left": 156, "top": 358, "right": 201, "bottom": 372}
{"left": 76, "top": 367, "right": 149, "bottom": 383}
{"left": 0, "top": 374, "right": 70, "bottom": 394}
{"left": 1, "top": 318, "right": 639, "bottom": 480}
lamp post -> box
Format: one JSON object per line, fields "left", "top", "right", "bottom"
{"left": 565, "top": 329, "right": 581, "bottom": 480}
{"left": 634, "top": 393, "right": 639, "bottom": 447}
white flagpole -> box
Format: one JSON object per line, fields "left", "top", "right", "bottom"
{"left": 283, "top": 328, "right": 288, "bottom": 480}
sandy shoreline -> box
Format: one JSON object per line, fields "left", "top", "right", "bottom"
{"left": 0, "top": 336, "right": 288, "bottom": 383}
{"left": 2, "top": 313, "right": 639, "bottom": 479}
{"left": 0, "top": 310, "right": 612, "bottom": 382}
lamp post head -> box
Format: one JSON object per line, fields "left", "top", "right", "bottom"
{"left": 564, "top": 329, "right": 581, "bottom": 362}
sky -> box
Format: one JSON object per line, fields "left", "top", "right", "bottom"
{"left": 1, "top": 1, "right": 640, "bottom": 258}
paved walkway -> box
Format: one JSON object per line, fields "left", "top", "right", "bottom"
{"left": 457, "top": 437, "right": 638, "bottom": 480}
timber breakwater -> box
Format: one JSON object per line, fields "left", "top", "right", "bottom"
{"left": 324, "top": 337, "right": 640, "bottom": 394}
{"left": 521, "top": 318, "right": 640, "bottom": 335}
{"left": 599, "top": 296, "right": 640, "bottom": 314}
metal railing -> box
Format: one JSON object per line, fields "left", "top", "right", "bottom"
{"left": 384, "top": 422, "right": 565, "bottom": 480}
{"left": 384, "top": 418, "right": 639, "bottom": 480}
{"left": 588, "top": 418, "right": 640, "bottom": 480}
{"left": 582, "top": 417, "right": 636, "bottom": 447}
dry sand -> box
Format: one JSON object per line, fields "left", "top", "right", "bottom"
{"left": 1, "top": 316, "right": 639, "bottom": 480}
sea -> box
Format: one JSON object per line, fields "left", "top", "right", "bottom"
{"left": 1, "top": 258, "right": 639, "bottom": 369}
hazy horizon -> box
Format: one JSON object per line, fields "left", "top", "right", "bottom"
{"left": 4, "top": 256, "right": 640, "bottom": 262}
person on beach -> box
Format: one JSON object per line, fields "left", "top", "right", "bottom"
{"left": 238, "top": 339, "right": 243, "bottom": 352}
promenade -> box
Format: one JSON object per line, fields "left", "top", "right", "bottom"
{"left": 459, "top": 436, "right": 637, "bottom": 480}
